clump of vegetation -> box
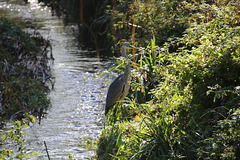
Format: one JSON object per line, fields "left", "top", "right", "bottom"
{"left": 94, "top": 0, "right": 240, "bottom": 159}
{"left": 0, "top": 114, "right": 39, "bottom": 159}
{"left": 0, "top": 17, "right": 53, "bottom": 159}
{"left": 0, "top": 17, "right": 53, "bottom": 120}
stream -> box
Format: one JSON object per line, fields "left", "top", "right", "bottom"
{"left": 0, "top": 0, "right": 114, "bottom": 159}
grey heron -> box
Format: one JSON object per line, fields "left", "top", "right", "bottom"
{"left": 105, "top": 42, "right": 135, "bottom": 116}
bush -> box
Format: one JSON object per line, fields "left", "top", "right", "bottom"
{"left": 0, "top": 17, "right": 53, "bottom": 120}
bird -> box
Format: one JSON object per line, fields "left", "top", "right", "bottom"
{"left": 105, "top": 42, "right": 135, "bottom": 117}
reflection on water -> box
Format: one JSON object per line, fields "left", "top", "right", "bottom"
{"left": 0, "top": 0, "right": 113, "bottom": 159}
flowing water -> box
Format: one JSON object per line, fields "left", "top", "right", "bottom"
{"left": 0, "top": 0, "right": 114, "bottom": 159}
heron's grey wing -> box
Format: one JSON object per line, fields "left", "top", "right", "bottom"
{"left": 106, "top": 74, "right": 125, "bottom": 107}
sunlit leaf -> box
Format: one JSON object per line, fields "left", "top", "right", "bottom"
{"left": 3, "top": 135, "right": 8, "bottom": 141}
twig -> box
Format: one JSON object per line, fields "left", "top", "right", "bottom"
{"left": 44, "top": 141, "right": 51, "bottom": 160}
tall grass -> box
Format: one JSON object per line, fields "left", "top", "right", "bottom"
{"left": 95, "top": 0, "right": 240, "bottom": 159}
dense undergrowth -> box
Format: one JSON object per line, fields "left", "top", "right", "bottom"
{"left": 0, "top": 17, "right": 53, "bottom": 159}
{"left": 94, "top": 0, "right": 240, "bottom": 159}
{"left": 0, "top": 17, "right": 53, "bottom": 120}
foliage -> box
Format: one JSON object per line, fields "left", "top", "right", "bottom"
{"left": 0, "top": 16, "right": 53, "bottom": 160}
{"left": 96, "top": 125, "right": 126, "bottom": 160}
{"left": 95, "top": 0, "right": 240, "bottom": 159}
{"left": 0, "top": 114, "right": 40, "bottom": 159}
{"left": 197, "top": 108, "right": 240, "bottom": 159}
{"left": 38, "top": 0, "right": 107, "bottom": 50}
{"left": 0, "top": 17, "right": 53, "bottom": 120}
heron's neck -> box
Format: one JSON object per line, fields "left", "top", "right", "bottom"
{"left": 122, "top": 48, "right": 131, "bottom": 81}
{"left": 124, "top": 61, "right": 131, "bottom": 80}
{"left": 121, "top": 47, "right": 129, "bottom": 59}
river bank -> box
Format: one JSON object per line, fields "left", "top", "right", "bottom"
{"left": 94, "top": 1, "right": 240, "bottom": 159}
{"left": 0, "top": 17, "right": 53, "bottom": 122}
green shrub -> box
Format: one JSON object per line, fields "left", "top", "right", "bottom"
{"left": 197, "top": 108, "right": 240, "bottom": 159}
{"left": 0, "top": 17, "right": 53, "bottom": 119}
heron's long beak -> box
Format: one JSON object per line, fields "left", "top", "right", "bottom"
{"left": 129, "top": 45, "right": 136, "bottom": 49}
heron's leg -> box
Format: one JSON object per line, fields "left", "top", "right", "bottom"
{"left": 113, "top": 104, "right": 117, "bottom": 123}
{"left": 120, "top": 103, "right": 124, "bottom": 120}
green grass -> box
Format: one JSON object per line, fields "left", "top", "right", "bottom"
{"left": 94, "top": 0, "right": 240, "bottom": 159}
